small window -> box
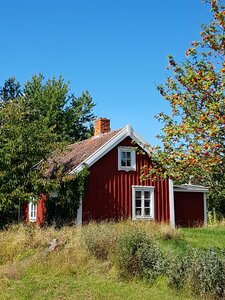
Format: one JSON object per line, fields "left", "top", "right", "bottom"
{"left": 29, "top": 201, "right": 37, "bottom": 222}
{"left": 132, "top": 186, "right": 154, "bottom": 220}
{"left": 118, "top": 147, "right": 136, "bottom": 171}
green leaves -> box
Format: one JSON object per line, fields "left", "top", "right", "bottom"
{"left": 0, "top": 74, "right": 95, "bottom": 223}
{"left": 151, "top": 1, "right": 225, "bottom": 195}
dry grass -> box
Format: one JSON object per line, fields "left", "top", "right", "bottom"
{"left": 1, "top": 221, "right": 222, "bottom": 300}
{"left": 0, "top": 221, "right": 182, "bottom": 285}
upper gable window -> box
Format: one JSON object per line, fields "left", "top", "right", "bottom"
{"left": 118, "top": 147, "right": 136, "bottom": 171}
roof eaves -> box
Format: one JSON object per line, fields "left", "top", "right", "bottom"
{"left": 174, "top": 184, "right": 208, "bottom": 192}
{"left": 69, "top": 126, "right": 128, "bottom": 174}
{"left": 129, "top": 125, "right": 151, "bottom": 154}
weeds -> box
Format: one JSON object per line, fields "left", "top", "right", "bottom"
{"left": 81, "top": 222, "right": 118, "bottom": 259}
{"left": 187, "top": 248, "right": 225, "bottom": 298}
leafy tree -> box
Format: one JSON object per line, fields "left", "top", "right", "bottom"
{"left": 150, "top": 1, "right": 225, "bottom": 212}
{"left": 0, "top": 74, "right": 95, "bottom": 224}
{"left": 0, "top": 77, "right": 22, "bottom": 102}
{"left": 23, "top": 74, "right": 95, "bottom": 142}
{"left": 0, "top": 97, "right": 60, "bottom": 223}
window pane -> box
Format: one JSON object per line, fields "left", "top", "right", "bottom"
{"left": 126, "top": 152, "right": 131, "bottom": 159}
{"left": 121, "top": 151, "right": 126, "bottom": 158}
{"left": 30, "top": 203, "right": 37, "bottom": 219}
{"left": 136, "top": 200, "right": 141, "bottom": 207}
{"left": 121, "top": 159, "right": 126, "bottom": 166}
{"left": 144, "top": 208, "right": 150, "bottom": 216}
{"left": 135, "top": 191, "right": 141, "bottom": 199}
{"left": 34, "top": 205, "right": 37, "bottom": 217}
{"left": 144, "top": 191, "right": 150, "bottom": 199}
{"left": 136, "top": 208, "right": 141, "bottom": 216}
{"left": 144, "top": 200, "right": 150, "bottom": 208}
{"left": 126, "top": 159, "right": 131, "bottom": 166}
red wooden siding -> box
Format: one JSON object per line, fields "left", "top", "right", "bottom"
{"left": 174, "top": 192, "right": 204, "bottom": 227}
{"left": 82, "top": 137, "right": 170, "bottom": 223}
{"left": 21, "top": 202, "right": 29, "bottom": 222}
{"left": 36, "top": 194, "right": 46, "bottom": 226}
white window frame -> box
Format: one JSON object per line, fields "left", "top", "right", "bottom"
{"left": 118, "top": 147, "right": 136, "bottom": 171}
{"left": 29, "top": 201, "right": 37, "bottom": 222}
{"left": 132, "top": 186, "right": 154, "bottom": 220}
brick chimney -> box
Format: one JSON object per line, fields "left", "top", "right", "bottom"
{"left": 94, "top": 118, "right": 110, "bottom": 136}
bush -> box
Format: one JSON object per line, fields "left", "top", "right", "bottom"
{"left": 187, "top": 248, "right": 225, "bottom": 298}
{"left": 166, "top": 254, "right": 189, "bottom": 290}
{"left": 81, "top": 222, "right": 118, "bottom": 260}
{"left": 115, "top": 229, "right": 164, "bottom": 280}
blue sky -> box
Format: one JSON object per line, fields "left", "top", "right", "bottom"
{"left": 0, "top": 0, "right": 212, "bottom": 145}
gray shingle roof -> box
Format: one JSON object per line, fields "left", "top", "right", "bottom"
{"left": 45, "top": 129, "right": 122, "bottom": 177}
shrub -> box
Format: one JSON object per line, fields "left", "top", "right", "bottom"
{"left": 166, "top": 253, "right": 189, "bottom": 290}
{"left": 115, "top": 229, "right": 164, "bottom": 280}
{"left": 81, "top": 222, "right": 118, "bottom": 260}
{"left": 187, "top": 248, "right": 225, "bottom": 298}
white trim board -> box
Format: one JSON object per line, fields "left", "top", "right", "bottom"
{"left": 204, "top": 193, "right": 207, "bottom": 226}
{"left": 169, "top": 179, "right": 175, "bottom": 228}
{"left": 174, "top": 189, "right": 208, "bottom": 193}
{"left": 174, "top": 184, "right": 208, "bottom": 193}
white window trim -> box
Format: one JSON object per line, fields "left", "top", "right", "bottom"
{"left": 118, "top": 146, "right": 136, "bottom": 171}
{"left": 132, "top": 185, "right": 154, "bottom": 220}
{"left": 29, "top": 201, "right": 37, "bottom": 222}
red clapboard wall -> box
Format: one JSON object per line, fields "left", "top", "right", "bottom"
{"left": 82, "top": 137, "right": 170, "bottom": 223}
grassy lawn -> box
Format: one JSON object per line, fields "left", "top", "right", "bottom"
{"left": 1, "top": 271, "right": 195, "bottom": 300}
{"left": 0, "top": 222, "right": 225, "bottom": 300}
{"left": 158, "top": 225, "right": 225, "bottom": 255}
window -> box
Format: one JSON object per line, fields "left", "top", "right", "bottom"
{"left": 118, "top": 147, "right": 136, "bottom": 171}
{"left": 29, "top": 201, "right": 37, "bottom": 222}
{"left": 132, "top": 186, "right": 154, "bottom": 220}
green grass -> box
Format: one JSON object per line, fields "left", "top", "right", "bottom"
{"left": 156, "top": 225, "right": 225, "bottom": 255}
{"left": 0, "top": 222, "right": 225, "bottom": 300}
{"left": 1, "top": 265, "right": 195, "bottom": 300}
{"left": 181, "top": 226, "right": 225, "bottom": 250}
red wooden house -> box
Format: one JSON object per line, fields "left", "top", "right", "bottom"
{"left": 24, "top": 118, "right": 208, "bottom": 227}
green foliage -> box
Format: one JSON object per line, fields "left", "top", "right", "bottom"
{"left": 45, "top": 167, "right": 90, "bottom": 226}
{"left": 0, "top": 74, "right": 95, "bottom": 224}
{"left": 0, "top": 97, "right": 59, "bottom": 224}
{"left": 207, "top": 170, "right": 225, "bottom": 216}
{"left": 187, "top": 248, "right": 225, "bottom": 298}
{"left": 166, "top": 248, "right": 225, "bottom": 298}
{"left": 166, "top": 254, "right": 189, "bottom": 289}
{"left": 115, "top": 229, "right": 164, "bottom": 280}
{"left": 0, "top": 77, "right": 22, "bottom": 102}
{"left": 149, "top": 0, "right": 225, "bottom": 216}
{"left": 23, "top": 74, "right": 95, "bottom": 143}
{"left": 81, "top": 222, "right": 225, "bottom": 298}
{"left": 207, "top": 207, "right": 218, "bottom": 225}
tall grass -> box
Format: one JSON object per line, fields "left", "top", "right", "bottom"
{"left": 1, "top": 221, "right": 225, "bottom": 299}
